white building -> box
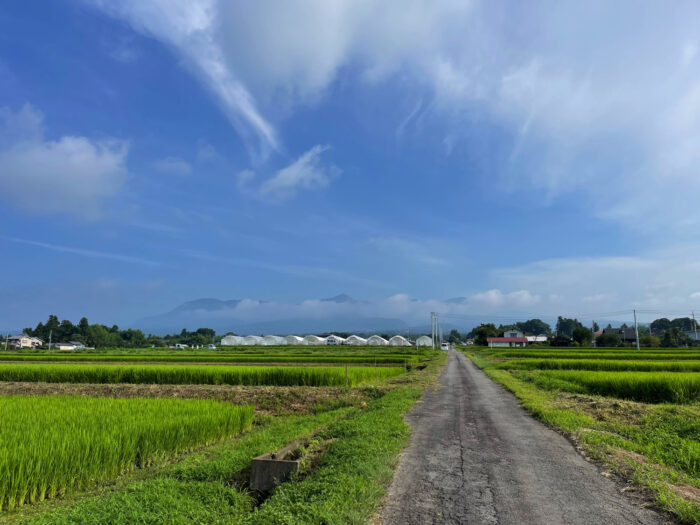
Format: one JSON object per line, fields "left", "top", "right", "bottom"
{"left": 302, "top": 335, "right": 327, "bottom": 346}
{"left": 262, "top": 335, "right": 286, "bottom": 346}
{"left": 345, "top": 335, "right": 367, "bottom": 345}
{"left": 243, "top": 335, "right": 263, "bottom": 345}
{"left": 285, "top": 335, "right": 304, "bottom": 345}
{"left": 526, "top": 335, "right": 548, "bottom": 344}
{"left": 325, "top": 334, "right": 346, "bottom": 345}
{"left": 8, "top": 335, "right": 43, "bottom": 349}
{"left": 366, "top": 335, "right": 389, "bottom": 346}
{"left": 415, "top": 335, "right": 433, "bottom": 347}
{"left": 389, "top": 335, "right": 412, "bottom": 347}
{"left": 221, "top": 335, "right": 246, "bottom": 345}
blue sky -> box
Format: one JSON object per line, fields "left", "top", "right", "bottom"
{"left": 2, "top": 1, "right": 700, "bottom": 330}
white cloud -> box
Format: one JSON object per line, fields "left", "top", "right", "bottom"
{"left": 233, "top": 145, "right": 339, "bottom": 201}
{"left": 87, "top": 0, "right": 277, "bottom": 157}
{"left": 153, "top": 156, "right": 191, "bottom": 175}
{"left": 259, "top": 145, "right": 339, "bottom": 200}
{"left": 86, "top": 1, "right": 700, "bottom": 234}
{"left": 0, "top": 104, "right": 128, "bottom": 220}
{"left": 489, "top": 249, "right": 700, "bottom": 317}
{"left": 469, "top": 289, "right": 541, "bottom": 308}
{"left": 196, "top": 139, "right": 220, "bottom": 162}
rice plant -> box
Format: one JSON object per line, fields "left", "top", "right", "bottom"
{"left": 537, "top": 370, "right": 700, "bottom": 403}
{"left": 502, "top": 358, "right": 700, "bottom": 373}
{"left": 0, "top": 353, "right": 418, "bottom": 364}
{"left": 0, "top": 363, "right": 404, "bottom": 386}
{"left": 0, "top": 395, "right": 253, "bottom": 510}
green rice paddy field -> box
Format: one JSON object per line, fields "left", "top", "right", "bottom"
{"left": 464, "top": 346, "right": 700, "bottom": 523}
{"left": 0, "top": 346, "right": 445, "bottom": 524}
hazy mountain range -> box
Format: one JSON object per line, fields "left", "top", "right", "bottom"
{"left": 133, "top": 294, "right": 414, "bottom": 335}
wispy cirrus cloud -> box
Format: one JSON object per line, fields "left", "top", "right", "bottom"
{"left": 2, "top": 236, "right": 161, "bottom": 266}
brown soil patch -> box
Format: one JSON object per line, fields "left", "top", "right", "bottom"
{"left": 0, "top": 382, "right": 364, "bottom": 416}
{"left": 668, "top": 483, "right": 700, "bottom": 503}
{"left": 555, "top": 392, "right": 649, "bottom": 425}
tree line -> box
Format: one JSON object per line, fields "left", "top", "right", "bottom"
{"left": 20, "top": 316, "right": 219, "bottom": 348}
{"left": 450, "top": 316, "right": 700, "bottom": 347}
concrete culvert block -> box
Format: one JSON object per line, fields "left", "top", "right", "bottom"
{"left": 250, "top": 442, "right": 302, "bottom": 493}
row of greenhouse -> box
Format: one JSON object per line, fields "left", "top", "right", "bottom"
{"left": 220, "top": 334, "right": 434, "bottom": 347}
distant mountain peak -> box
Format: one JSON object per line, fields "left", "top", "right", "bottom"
{"left": 168, "top": 298, "right": 240, "bottom": 314}
{"left": 321, "top": 293, "right": 356, "bottom": 303}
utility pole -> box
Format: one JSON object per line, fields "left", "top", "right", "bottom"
{"left": 49, "top": 329, "right": 52, "bottom": 351}
{"left": 4, "top": 332, "right": 7, "bottom": 351}
{"left": 430, "top": 312, "right": 435, "bottom": 350}
{"left": 693, "top": 311, "right": 698, "bottom": 344}
{"left": 633, "top": 309, "right": 640, "bottom": 352}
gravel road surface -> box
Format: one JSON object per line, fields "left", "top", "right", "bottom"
{"left": 380, "top": 349, "right": 667, "bottom": 525}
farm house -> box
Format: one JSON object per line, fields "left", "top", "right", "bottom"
{"left": 366, "top": 335, "right": 389, "bottom": 346}
{"left": 486, "top": 336, "right": 528, "bottom": 348}
{"left": 345, "top": 335, "right": 367, "bottom": 345}
{"left": 415, "top": 335, "right": 433, "bottom": 346}
{"left": 325, "top": 335, "right": 346, "bottom": 345}
{"left": 389, "top": 335, "right": 412, "bottom": 347}
{"left": 285, "top": 335, "right": 304, "bottom": 345}
{"left": 220, "top": 335, "right": 245, "bottom": 345}
{"left": 302, "top": 335, "right": 327, "bottom": 345}
{"left": 262, "top": 335, "right": 286, "bottom": 345}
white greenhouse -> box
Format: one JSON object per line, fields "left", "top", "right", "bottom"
{"left": 302, "top": 335, "right": 327, "bottom": 346}
{"left": 325, "top": 334, "right": 346, "bottom": 345}
{"left": 389, "top": 335, "right": 412, "bottom": 347}
{"left": 285, "top": 335, "right": 304, "bottom": 345}
{"left": 415, "top": 335, "right": 433, "bottom": 347}
{"left": 243, "top": 335, "right": 263, "bottom": 345}
{"left": 366, "top": 335, "right": 389, "bottom": 346}
{"left": 262, "top": 335, "right": 286, "bottom": 346}
{"left": 220, "top": 335, "right": 246, "bottom": 346}
{"left": 345, "top": 335, "right": 367, "bottom": 346}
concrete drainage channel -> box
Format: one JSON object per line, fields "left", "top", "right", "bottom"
{"left": 230, "top": 437, "right": 331, "bottom": 507}
{"left": 250, "top": 440, "right": 303, "bottom": 493}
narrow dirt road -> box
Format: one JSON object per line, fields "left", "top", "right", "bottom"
{"left": 380, "top": 349, "right": 667, "bottom": 525}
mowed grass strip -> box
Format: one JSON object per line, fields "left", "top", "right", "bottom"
{"left": 0, "top": 353, "right": 418, "bottom": 364}
{"left": 0, "top": 395, "right": 253, "bottom": 511}
{"left": 0, "top": 363, "right": 404, "bottom": 387}
{"left": 527, "top": 370, "right": 700, "bottom": 403}
{"left": 501, "top": 358, "right": 700, "bottom": 373}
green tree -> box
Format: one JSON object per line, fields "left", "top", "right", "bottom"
{"left": 555, "top": 317, "right": 584, "bottom": 337}
{"left": 592, "top": 321, "right": 600, "bottom": 332}
{"left": 78, "top": 317, "right": 89, "bottom": 336}
{"left": 551, "top": 334, "right": 571, "bottom": 347}
{"left": 448, "top": 329, "right": 462, "bottom": 344}
{"left": 516, "top": 319, "right": 552, "bottom": 335}
{"left": 597, "top": 333, "right": 621, "bottom": 347}
{"left": 473, "top": 323, "right": 499, "bottom": 346}
{"left": 572, "top": 327, "right": 593, "bottom": 346}
{"left": 650, "top": 318, "right": 671, "bottom": 335}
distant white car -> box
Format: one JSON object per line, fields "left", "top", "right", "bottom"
{"left": 174, "top": 343, "right": 189, "bottom": 349}
{"left": 207, "top": 344, "right": 216, "bottom": 350}
{"left": 440, "top": 342, "right": 449, "bottom": 351}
